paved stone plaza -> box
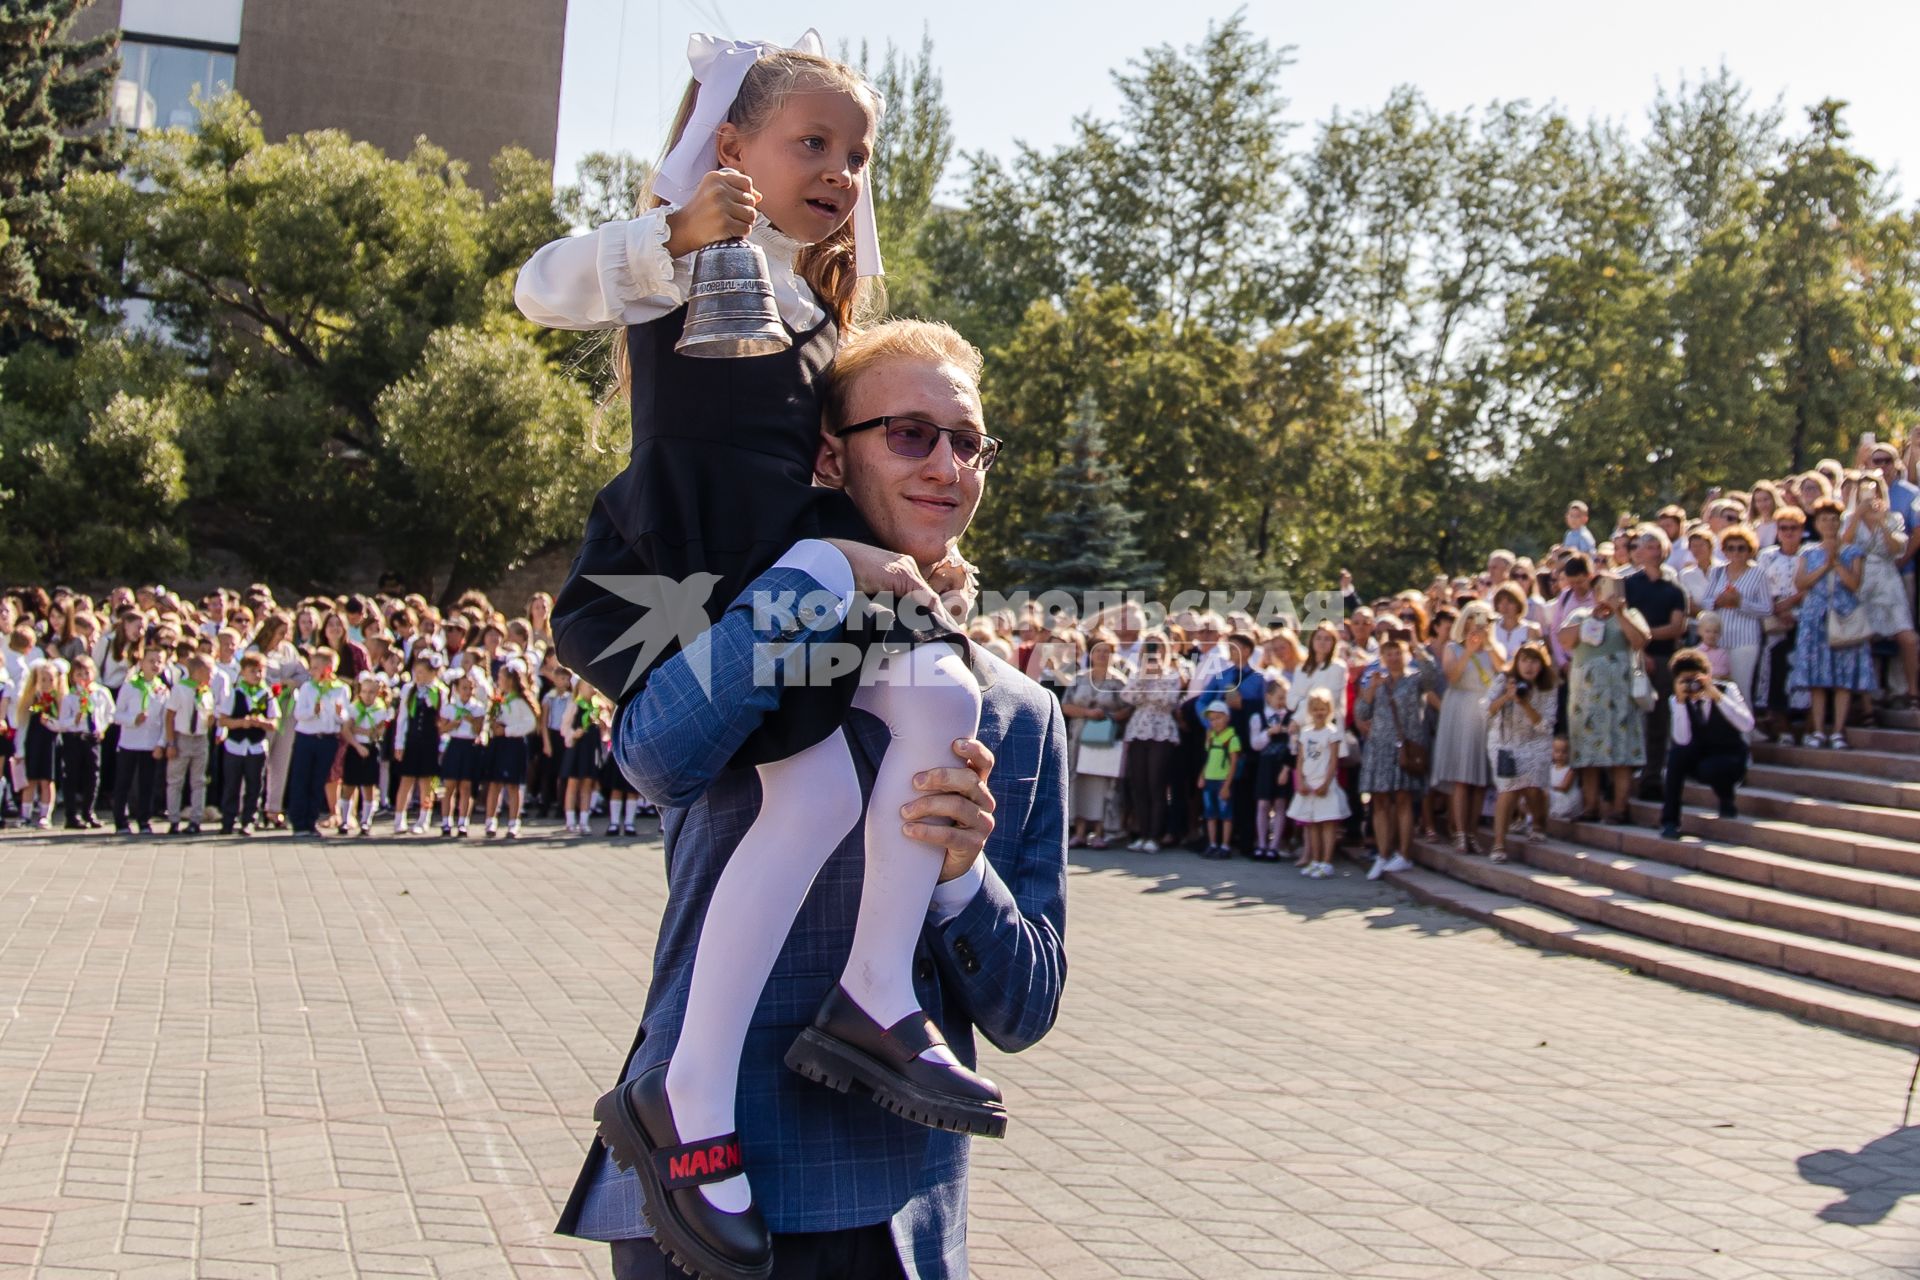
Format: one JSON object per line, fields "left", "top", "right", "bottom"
{"left": 2, "top": 828, "right": 1917, "bottom": 1279}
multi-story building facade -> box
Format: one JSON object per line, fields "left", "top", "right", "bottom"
{"left": 69, "top": 0, "right": 567, "bottom": 187}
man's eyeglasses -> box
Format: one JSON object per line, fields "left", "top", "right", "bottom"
{"left": 838, "top": 417, "right": 1003, "bottom": 471}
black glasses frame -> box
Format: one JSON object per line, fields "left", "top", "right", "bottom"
{"left": 837, "top": 416, "right": 1004, "bottom": 471}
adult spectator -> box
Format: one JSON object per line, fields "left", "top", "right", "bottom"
{"left": 1432, "top": 601, "right": 1497, "bottom": 851}
{"left": 1355, "top": 633, "right": 1427, "bottom": 877}
{"left": 1679, "top": 526, "right": 1721, "bottom": 614}
{"left": 1659, "top": 647, "right": 1753, "bottom": 839}
{"left": 1703, "top": 524, "right": 1772, "bottom": 706}
{"left": 1289, "top": 623, "right": 1348, "bottom": 723}
{"left": 1562, "top": 500, "right": 1598, "bottom": 555}
{"left": 1788, "top": 498, "right": 1875, "bottom": 749}
{"left": 1624, "top": 525, "right": 1688, "bottom": 800}
{"left": 1489, "top": 583, "right": 1538, "bottom": 662}
{"left": 1545, "top": 554, "right": 1597, "bottom": 673}
{"left": 1559, "top": 572, "right": 1650, "bottom": 824}
{"left": 1655, "top": 505, "right": 1692, "bottom": 573}
{"left": 1868, "top": 438, "right": 1918, "bottom": 617}
{"left": 1844, "top": 473, "right": 1916, "bottom": 709}
{"left": 1484, "top": 641, "right": 1556, "bottom": 859}
{"left": 1120, "top": 635, "right": 1184, "bottom": 852}
{"left": 1190, "top": 632, "right": 1265, "bottom": 854}
{"left": 1062, "top": 637, "right": 1130, "bottom": 849}
{"left": 1756, "top": 507, "right": 1808, "bottom": 733}
{"left": 1749, "top": 481, "right": 1785, "bottom": 548}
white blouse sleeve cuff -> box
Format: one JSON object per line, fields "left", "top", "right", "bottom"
{"left": 608, "top": 207, "right": 692, "bottom": 312}
{"left": 513, "top": 209, "right": 695, "bottom": 330}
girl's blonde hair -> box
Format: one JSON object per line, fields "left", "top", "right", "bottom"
{"left": 613, "top": 48, "right": 881, "bottom": 399}
{"left": 1696, "top": 610, "right": 1723, "bottom": 640}
{"left": 1306, "top": 687, "right": 1336, "bottom": 720}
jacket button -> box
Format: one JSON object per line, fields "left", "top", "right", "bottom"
{"left": 914, "top": 960, "right": 933, "bottom": 983}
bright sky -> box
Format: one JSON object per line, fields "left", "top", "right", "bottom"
{"left": 555, "top": 0, "right": 1920, "bottom": 205}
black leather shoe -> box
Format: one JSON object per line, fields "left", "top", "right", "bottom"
{"left": 593, "top": 1064, "right": 771, "bottom": 1280}
{"left": 1718, "top": 800, "right": 1739, "bottom": 820}
{"left": 786, "top": 986, "right": 1008, "bottom": 1138}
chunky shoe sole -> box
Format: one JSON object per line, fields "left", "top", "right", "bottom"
{"left": 591, "top": 1085, "right": 772, "bottom": 1280}
{"left": 784, "top": 1027, "right": 1009, "bottom": 1139}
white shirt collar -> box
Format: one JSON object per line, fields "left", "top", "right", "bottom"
{"left": 747, "top": 217, "right": 826, "bottom": 332}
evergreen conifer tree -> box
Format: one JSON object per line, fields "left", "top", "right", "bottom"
{"left": 0, "top": 0, "right": 118, "bottom": 352}
{"left": 1006, "top": 391, "right": 1159, "bottom": 597}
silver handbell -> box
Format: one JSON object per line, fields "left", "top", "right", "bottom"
{"left": 674, "top": 237, "right": 793, "bottom": 358}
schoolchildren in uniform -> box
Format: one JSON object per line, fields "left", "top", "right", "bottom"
{"left": 597, "top": 717, "right": 643, "bottom": 838}
{"left": 218, "top": 652, "right": 277, "bottom": 835}
{"left": 0, "top": 663, "right": 14, "bottom": 828}
{"left": 392, "top": 651, "right": 446, "bottom": 836}
{"left": 341, "top": 671, "right": 392, "bottom": 836}
{"left": 162, "top": 653, "right": 217, "bottom": 834}
{"left": 536, "top": 666, "right": 572, "bottom": 819}
{"left": 436, "top": 666, "right": 487, "bottom": 838}
{"left": 13, "top": 657, "right": 67, "bottom": 828}
{"left": 286, "top": 647, "right": 351, "bottom": 838}
{"left": 56, "top": 655, "right": 113, "bottom": 828}
{"left": 484, "top": 662, "right": 537, "bottom": 839}
{"left": 558, "top": 680, "right": 608, "bottom": 835}
{"left": 112, "top": 644, "right": 170, "bottom": 834}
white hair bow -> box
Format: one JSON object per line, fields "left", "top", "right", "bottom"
{"left": 653, "top": 30, "right": 884, "bottom": 278}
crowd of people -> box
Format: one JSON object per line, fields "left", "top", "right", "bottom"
{"left": 2, "top": 441, "right": 1914, "bottom": 868}
{"left": 1008, "top": 439, "right": 1918, "bottom": 873}
{"left": 0, "top": 584, "right": 652, "bottom": 838}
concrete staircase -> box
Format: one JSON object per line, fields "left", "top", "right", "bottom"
{"left": 1391, "top": 709, "right": 1920, "bottom": 1047}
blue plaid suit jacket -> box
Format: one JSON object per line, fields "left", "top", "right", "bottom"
{"left": 554, "top": 564, "right": 1070, "bottom": 1280}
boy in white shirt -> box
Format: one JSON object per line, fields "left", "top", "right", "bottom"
{"left": 57, "top": 655, "right": 115, "bottom": 828}
{"left": 287, "top": 647, "right": 352, "bottom": 838}
{"left": 218, "top": 651, "right": 278, "bottom": 835}
{"left": 163, "top": 653, "right": 218, "bottom": 834}
{"left": 111, "top": 645, "right": 170, "bottom": 834}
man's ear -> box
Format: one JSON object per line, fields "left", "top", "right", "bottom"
{"left": 814, "top": 423, "right": 847, "bottom": 489}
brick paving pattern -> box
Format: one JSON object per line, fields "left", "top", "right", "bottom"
{"left": 2, "top": 829, "right": 1918, "bottom": 1278}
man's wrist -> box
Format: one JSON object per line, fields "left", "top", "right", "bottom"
{"left": 928, "top": 852, "right": 986, "bottom": 925}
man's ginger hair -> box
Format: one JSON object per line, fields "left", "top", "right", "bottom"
{"left": 823, "top": 319, "right": 983, "bottom": 431}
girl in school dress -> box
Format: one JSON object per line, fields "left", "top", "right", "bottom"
{"left": 436, "top": 667, "right": 487, "bottom": 838}
{"left": 514, "top": 34, "right": 1001, "bottom": 1270}
{"left": 1288, "top": 687, "right": 1352, "bottom": 878}
{"left": 391, "top": 653, "right": 447, "bottom": 836}
{"left": 484, "top": 662, "right": 537, "bottom": 840}
{"left": 341, "top": 672, "right": 392, "bottom": 836}
{"left": 558, "top": 682, "right": 608, "bottom": 835}
{"left": 13, "top": 658, "right": 66, "bottom": 828}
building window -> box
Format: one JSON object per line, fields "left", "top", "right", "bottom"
{"left": 111, "top": 38, "right": 236, "bottom": 132}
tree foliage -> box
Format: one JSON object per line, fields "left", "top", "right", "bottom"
{"left": 17, "top": 26, "right": 1920, "bottom": 608}
{"left": 0, "top": 0, "right": 119, "bottom": 352}
{"left": 29, "top": 92, "right": 609, "bottom": 597}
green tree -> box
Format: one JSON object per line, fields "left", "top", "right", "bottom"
{"left": 1759, "top": 100, "right": 1918, "bottom": 469}
{"left": 63, "top": 92, "right": 610, "bottom": 591}
{"left": 0, "top": 0, "right": 119, "bottom": 352}
{"left": 1004, "top": 392, "right": 1158, "bottom": 594}
{"left": 0, "top": 335, "right": 196, "bottom": 577}
{"left": 558, "top": 148, "right": 650, "bottom": 229}
{"left": 378, "top": 325, "right": 600, "bottom": 598}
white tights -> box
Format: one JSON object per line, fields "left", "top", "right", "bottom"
{"left": 663, "top": 643, "right": 981, "bottom": 1210}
